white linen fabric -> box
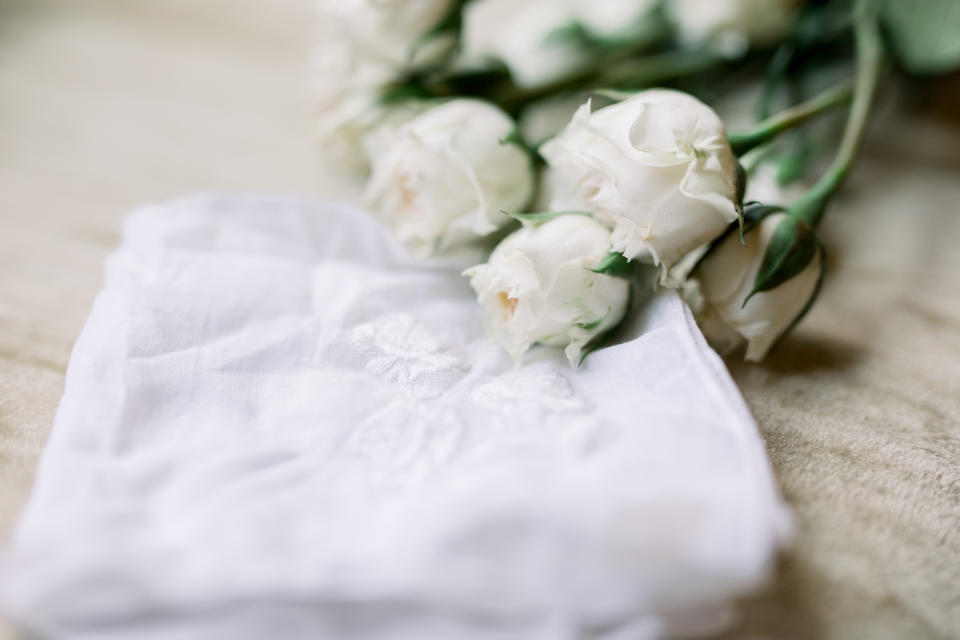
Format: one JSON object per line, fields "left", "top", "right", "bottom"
{"left": 0, "top": 195, "right": 790, "bottom": 640}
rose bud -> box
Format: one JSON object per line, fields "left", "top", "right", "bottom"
{"left": 540, "top": 89, "right": 740, "bottom": 274}
{"left": 311, "top": 0, "right": 455, "bottom": 169}
{"left": 667, "top": 0, "right": 799, "bottom": 56}
{"left": 464, "top": 214, "right": 631, "bottom": 366}
{"left": 688, "top": 211, "right": 823, "bottom": 361}
{"left": 568, "top": 0, "right": 660, "bottom": 42}
{"left": 460, "top": 0, "right": 589, "bottom": 89}
{"left": 461, "top": 0, "right": 662, "bottom": 87}
{"left": 315, "top": 0, "right": 454, "bottom": 70}
{"left": 364, "top": 98, "right": 535, "bottom": 256}
{"left": 310, "top": 38, "right": 413, "bottom": 171}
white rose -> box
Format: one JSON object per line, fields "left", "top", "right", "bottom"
{"left": 311, "top": 0, "right": 454, "bottom": 168}
{"left": 540, "top": 89, "right": 739, "bottom": 272}
{"left": 459, "top": 0, "right": 664, "bottom": 87}
{"left": 668, "top": 0, "right": 798, "bottom": 56}
{"left": 316, "top": 0, "right": 454, "bottom": 69}
{"left": 364, "top": 99, "right": 535, "bottom": 256}
{"left": 460, "top": 0, "right": 588, "bottom": 88}
{"left": 570, "top": 0, "right": 659, "bottom": 41}
{"left": 690, "top": 212, "right": 822, "bottom": 361}
{"left": 464, "top": 214, "right": 631, "bottom": 365}
{"left": 310, "top": 39, "right": 399, "bottom": 171}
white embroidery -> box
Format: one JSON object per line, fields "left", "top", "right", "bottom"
{"left": 348, "top": 404, "right": 465, "bottom": 488}
{"left": 471, "top": 371, "right": 591, "bottom": 412}
{"left": 348, "top": 313, "right": 468, "bottom": 400}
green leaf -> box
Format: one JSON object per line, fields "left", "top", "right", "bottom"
{"left": 744, "top": 216, "right": 818, "bottom": 306}
{"left": 576, "top": 289, "right": 634, "bottom": 366}
{"left": 545, "top": 21, "right": 590, "bottom": 46}
{"left": 739, "top": 203, "right": 784, "bottom": 244}
{"left": 591, "top": 251, "right": 635, "bottom": 280}
{"left": 498, "top": 129, "right": 527, "bottom": 149}
{"left": 882, "top": 0, "right": 960, "bottom": 74}
{"left": 767, "top": 240, "right": 826, "bottom": 355}
{"left": 742, "top": 203, "right": 785, "bottom": 225}
{"left": 379, "top": 83, "right": 431, "bottom": 105}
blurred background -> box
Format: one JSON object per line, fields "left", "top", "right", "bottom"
{"left": 1, "top": 1, "right": 959, "bottom": 639}
{"left": 0, "top": 0, "right": 348, "bottom": 536}
{"left": 0, "top": 2, "right": 334, "bottom": 635}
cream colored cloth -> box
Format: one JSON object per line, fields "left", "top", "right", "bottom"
{"left": 1, "top": 1, "right": 958, "bottom": 639}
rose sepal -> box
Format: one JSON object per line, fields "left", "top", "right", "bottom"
{"left": 591, "top": 251, "right": 636, "bottom": 280}
{"left": 744, "top": 213, "right": 818, "bottom": 306}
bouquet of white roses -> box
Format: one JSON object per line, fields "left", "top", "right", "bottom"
{"left": 311, "top": 0, "right": 960, "bottom": 365}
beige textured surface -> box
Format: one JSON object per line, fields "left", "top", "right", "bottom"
{"left": 1, "top": 1, "right": 958, "bottom": 638}
{"left": 0, "top": 0, "right": 327, "bottom": 536}
{"left": 721, "top": 113, "right": 960, "bottom": 639}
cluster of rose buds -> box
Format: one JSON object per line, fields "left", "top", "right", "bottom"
{"left": 311, "top": 0, "right": 886, "bottom": 366}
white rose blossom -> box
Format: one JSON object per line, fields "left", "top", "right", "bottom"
{"left": 464, "top": 215, "right": 631, "bottom": 365}
{"left": 316, "top": 0, "right": 454, "bottom": 69}
{"left": 540, "top": 89, "right": 739, "bottom": 273}
{"left": 460, "top": 0, "right": 661, "bottom": 88}
{"left": 668, "top": 0, "right": 799, "bottom": 56}
{"left": 364, "top": 99, "right": 535, "bottom": 256}
{"left": 569, "top": 0, "right": 660, "bottom": 41}
{"left": 460, "top": 0, "right": 586, "bottom": 89}
{"left": 311, "top": 0, "right": 453, "bottom": 168}
{"left": 310, "top": 39, "right": 406, "bottom": 171}
{"left": 689, "top": 212, "right": 823, "bottom": 361}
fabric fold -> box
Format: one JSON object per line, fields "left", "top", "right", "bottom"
{"left": 0, "top": 195, "right": 790, "bottom": 640}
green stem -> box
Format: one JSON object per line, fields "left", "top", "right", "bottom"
{"left": 757, "top": 42, "right": 795, "bottom": 120}
{"left": 727, "top": 82, "right": 853, "bottom": 156}
{"left": 596, "top": 48, "right": 722, "bottom": 88}
{"left": 790, "top": 0, "right": 884, "bottom": 228}
{"left": 498, "top": 49, "right": 721, "bottom": 111}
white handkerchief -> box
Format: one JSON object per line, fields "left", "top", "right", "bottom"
{"left": 0, "top": 195, "right": 790, "bottom": 640}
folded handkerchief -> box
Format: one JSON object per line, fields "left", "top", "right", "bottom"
{"left": 0, "top": 195, "right": 790, "bottom": 639}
